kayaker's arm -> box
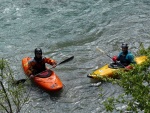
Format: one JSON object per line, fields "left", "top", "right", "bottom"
{"left": 27, "top": 60, "right": 35, "bottom": 76}
{"left": 27, "top": 68, "right": 32, "bottom": 76}
{"left": 127, "top": 54, "right": 136, "bottom": 64}
{"left": 43, "top": 57, "right": 57, "bottom": 67}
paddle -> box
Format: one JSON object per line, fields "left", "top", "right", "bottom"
{"left": 55, "top": 56, "right": 74, "bottom": 65}
{"left": 14, "top": 56, "right": 74, "bottom": 84}
{"left": 96, "top": 47, "right": 112, "bottom": 59}
{"left": 96, "top": 47, "right": 125, "bottom": 68}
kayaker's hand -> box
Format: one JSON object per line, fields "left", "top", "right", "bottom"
{"left": 112, "top": 56, "right": 117, "bottom": 63}
{"left": 125, "top": 65, "right": 133, "bottom": 70}
{"left": 52, "top": 61, "right": 57, "bottom": 68}
{"left": 29, "top": 75, "right": 34, "bottom": 79}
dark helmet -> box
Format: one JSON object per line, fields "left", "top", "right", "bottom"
{"left": 34, "top": 48, "right": 42, "bottom": 55}
{"left": 121, "top": 43, "right": 128, "bottom": 48}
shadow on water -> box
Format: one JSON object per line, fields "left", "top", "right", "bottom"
{"left": 31, "top": 83, "right": 66, "bottom": 101}
{"left": 47, "top": 87, "right": 64, "bottom": 101}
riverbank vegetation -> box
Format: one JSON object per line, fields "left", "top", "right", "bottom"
{"left": 0, "top": 58, "right": 30, "bottom": 113}
{"left": 103, "top": 45, "right": 150, "bottom": 113}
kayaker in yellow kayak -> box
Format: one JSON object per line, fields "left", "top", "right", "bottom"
{"left": 112, "top": 43, "right": 136, "bottom": 70}
{"left": 27, "top": 48, "right": 57, "bottom": 78}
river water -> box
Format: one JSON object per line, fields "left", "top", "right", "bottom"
{"left": 1, "top": 0, "right": 150, "bottom": 113}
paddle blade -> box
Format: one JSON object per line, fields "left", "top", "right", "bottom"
{"left": 96, "top": 47, "right": 112, "bottom": 59}
{"left": 96, "top": 47, "right": 105, "bottom": 54}
{"left": 13, "top": 79, "right": 27, "bottom": 85}
{"left": 58, "top": 56, "right": 74, "bottom": 65}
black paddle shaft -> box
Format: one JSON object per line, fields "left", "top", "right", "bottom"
{"left": 58, "top": 56, "right": 74, "bottom": 65}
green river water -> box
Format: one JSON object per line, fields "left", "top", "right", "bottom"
{"left": 0, "top": 0, "right": 150, "bottom": 112}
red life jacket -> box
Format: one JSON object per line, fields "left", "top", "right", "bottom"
{"left": 29, "top": 57, "right": 46, "bottom": 74}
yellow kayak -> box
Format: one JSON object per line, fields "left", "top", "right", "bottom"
{"left": 87, "top": 56, "right": 148, "bottom": 80}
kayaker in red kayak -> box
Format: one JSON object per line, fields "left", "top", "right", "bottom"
{"left": 112, "top": 43, "right": 136, "bottom": 70}
{"left": 27, "top": 48, "right": 57, "bottom": 78}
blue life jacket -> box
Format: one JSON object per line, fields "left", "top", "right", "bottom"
{"left": 118, "top": 51, "right": 135, "bottom": 66}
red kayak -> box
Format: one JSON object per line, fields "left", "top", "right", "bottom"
{"left": 22, "top": 57, "right": 63, "bottom": 92}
